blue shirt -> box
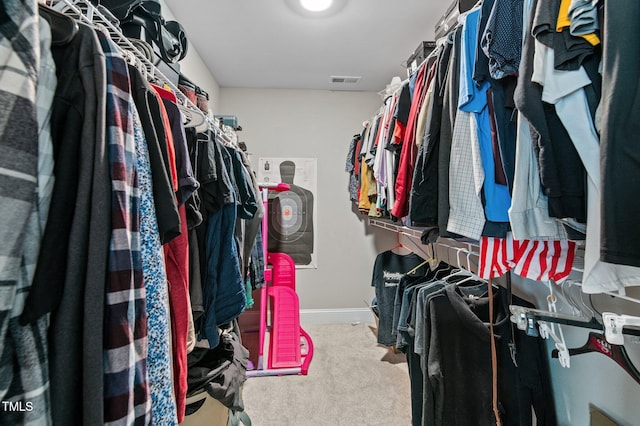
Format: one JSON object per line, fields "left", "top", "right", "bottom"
{"left": 458, "top": 8, "right": 512, "bottom": 222}
{"left": 409, "top": 71, "right": 418, "bottom": 99}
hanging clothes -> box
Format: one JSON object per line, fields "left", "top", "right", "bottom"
{"left": 24, "top": 21, "right": 111, "bottom": 426}
{"left": 422, "top": 285, "right": 557, "bottom": 426}
{"left": 0, "top": 3, "right": 266, "bottom": 424}
{"left": 460, "top": 7, "right": 512, "bottom": 224}
{"left": 98, "top": 31, "right": 152, "bottom": 425}
{"left": 410, "top": 38, "right": 453, "bottom": 227}
{"left": 481, "top": 0, "right": 525, "bottom": 80}
{"left": 237, "top": 147, "right": 264, "bottom": 286}
{"left": 132, "top": 104, "right": 178, "bottom": 424}
{"left": 447, "top": 43, "right": 486, "bottom": 240}
{"left": 514, "top": 0, "right": 584, "bottom": 224}
{"left": 129, "top": 66, "right": 181, "bottom": 244}
{"left": 158, "top": 90, "right": 199, "bottom": 205}
{"left": 508, "top": 0, "right": 568, "bottom": 241}
{"left": 151, "top": 83, "right": 195, "bottom": 423}
{"left": 391, "top": 61, "right": 431, "bottom": 219}
{"left": 0, "top": 5, "right": 52, "bottom": 424}
{"left": 183, "top": 127, "right": 206, "bottom": 323}
{"left": 370, "top": 250, "right": 428, "bottom": 346}
{"left": 345, "top": 134, "right": 361, "bottom": 202}
{"left": 199, "top": 133, "right": 247, "bottom": 348}
{"left": 437, "top": 27, "right": 462, "bottom": 238}
{"left": 599, "top": 0, "right": 640, "bottom": 263}
{"left": 583, "top": 0, "right": 640, "bottom": 293}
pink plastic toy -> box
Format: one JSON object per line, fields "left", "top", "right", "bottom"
{"left": 246, "top": 183, "right": 314, "bottom": 377}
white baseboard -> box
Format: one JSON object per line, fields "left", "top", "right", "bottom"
{"left": 300, "top": 308, "right": 374, "bottom": 325}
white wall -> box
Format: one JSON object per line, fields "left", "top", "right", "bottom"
{"left": 220, "top": 88, "right": 398, "bottom": 312}
{"left": 160, "top": 0, "right": 221, "bottom": 114}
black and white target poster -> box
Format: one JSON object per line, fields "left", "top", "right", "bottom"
{"left": 257, "top": 158, "right": 318, "bottom": 269}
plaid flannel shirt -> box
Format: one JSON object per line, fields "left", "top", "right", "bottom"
{"left": 98, "top": 31, "right": 152, "bottom": 426}
{"left": 0, "top": 3, "right": 54, "bottom": 425}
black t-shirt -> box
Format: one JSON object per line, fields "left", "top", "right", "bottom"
{"left": 395, "top": 83, "right": 412, "bottom": 127}
{"left": 128, "top": 65, "right": 181, "bottom": 244}
{"left": 371, "top": 250, "right": 427, "bottom": 346}
{"left": 162, "top": 98, "right": 199, "bottom": 206}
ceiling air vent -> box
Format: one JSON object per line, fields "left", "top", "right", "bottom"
{"left": 331, "top": 75, "right": 361, "bottom": 84}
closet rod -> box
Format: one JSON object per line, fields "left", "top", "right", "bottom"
{"left": 49, "top": 0, "right": 218, "bottom": 133}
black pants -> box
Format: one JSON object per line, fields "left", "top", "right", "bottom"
{"left": 405, "top": 337, "right": 423, "bottom": 426}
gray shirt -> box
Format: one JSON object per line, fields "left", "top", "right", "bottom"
{"left": 568, "top": 0, "right": 599, "bottom": 36}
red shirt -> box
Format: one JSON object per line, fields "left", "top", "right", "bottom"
{"left": 151, "top": 85, "right": 179, "bottom": 191}
{"left": 391, "top": 62, "right": 436, "bottom": 218}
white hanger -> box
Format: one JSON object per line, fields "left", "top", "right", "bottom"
{"left": 541, "top": 281, "right": 571, "bottom": 367}
{"left": 539, "top": 322, "right": 571, "bottom": 368}
{"left": 508, "top": 281, "right": 573, "bottom": 368}
{"left": 178, "top": 104, "right": 207, "bottom": 130}
{"left": 440, "top": 248, "right": 474, "bottom": 282}
{"left": 603, "top": 313, "right": 640, "bottom": 345}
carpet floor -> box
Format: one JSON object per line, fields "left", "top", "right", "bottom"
{"left": 242, "top": 322, "right": 412, "bottom": 426}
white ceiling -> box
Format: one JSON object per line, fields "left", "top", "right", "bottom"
{"left": 164, "top": 0, "right": 450, "bottom": 92}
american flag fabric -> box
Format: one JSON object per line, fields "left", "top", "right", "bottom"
{"left": 98, "top": 32, "right": 151, "bottom": 426}
{"left": 479, "top": 232, "right": 520, "bottom": 279}
{"left": 479, "top": 233, "right": 576, "bottom": 283}
{"left": 512, "top": 239, "right": 576, "bottom": 283}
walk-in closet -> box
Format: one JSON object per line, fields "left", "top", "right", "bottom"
{"left": 1, "top": 0, "right": 639, "bottom": 425}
